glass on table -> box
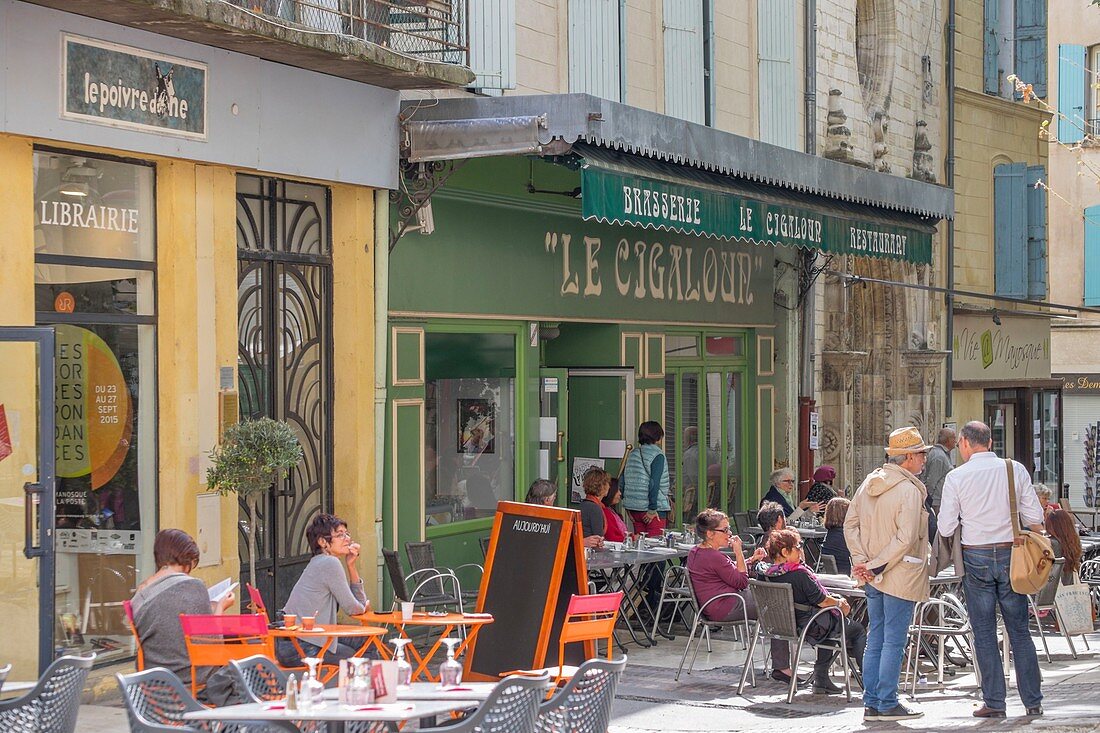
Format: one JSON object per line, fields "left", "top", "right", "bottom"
{"left": 389, "top": 637, "right": 413, "bottom": 687}
{"left": 346, "top": 658, "right": 372, "bottom": 706}
{"left": 301, "top": 657, "right": 325, "bottom": 708}
{"left": 438, "top": 637, "right": 462, "bottom": 688}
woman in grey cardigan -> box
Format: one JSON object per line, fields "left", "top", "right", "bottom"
{"left": 130, "top": 529, "right": 235, "bottom": 685}
{"left": 276, "top": 513, "right": 369, "bottom": 666}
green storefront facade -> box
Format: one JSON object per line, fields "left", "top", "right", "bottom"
{"left": 383, "top": 148, "right": 936, "bottom": 574}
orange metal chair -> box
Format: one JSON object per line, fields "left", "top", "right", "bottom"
{"left": 508, "top": 592, "right": 624, "bottom": 688}
{"left": 179, "top": 613, "right": 273, "bottom": 695}
{"left": 122, "top": 599, "right": 145, "bottom": 671}
{"left": 245, "top": 583, "right": 269, "bottom": 621}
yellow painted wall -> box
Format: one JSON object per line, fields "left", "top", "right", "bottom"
{"left": 953, "top": 89, "right": 1047, "bottom": 300}
{"left": 0, "top": 133, "right": 380, "bottom": 641}
{"left": 330, "top": 185, "right": 379, "bottom": 606}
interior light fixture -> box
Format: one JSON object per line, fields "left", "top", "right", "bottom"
{"left": 59, "top": 158, "right": 99, "bottom": 198}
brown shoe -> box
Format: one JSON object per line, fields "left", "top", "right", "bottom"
{"left": 972, "top": 706, "right": 1006, "bottom": 718}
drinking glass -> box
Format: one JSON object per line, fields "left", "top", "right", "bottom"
{"left": 301, "top": 657, "right": 325, "bottom": 707}
{"left": 389, "top": 637, "right": 413, "bottom": 687}
{"left": 347, "top": 658, "right": 371, "bottom": 705}
{"left": 438, "top": 637, "right": 462, "bottom": 688}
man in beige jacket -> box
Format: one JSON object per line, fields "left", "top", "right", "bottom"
{"left": 845, "top": 426, "right": 931, "bottom": 722}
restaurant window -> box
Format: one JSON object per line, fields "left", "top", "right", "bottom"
{"left": 424, "top": 332, "right": 517, "bottom": 526}
{"left": 33, "top": 149, "right": 157, "bottom": 664}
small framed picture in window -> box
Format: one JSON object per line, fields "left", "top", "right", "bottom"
{"left": 458, "top": 399, "right": 495, "bottom": 455}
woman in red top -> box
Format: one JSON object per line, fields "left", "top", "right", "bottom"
{"left": 601, "top": 480, "right": 628, "bottom": 543}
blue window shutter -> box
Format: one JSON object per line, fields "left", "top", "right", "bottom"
{"left": 1058, "top": 44, "right": 1087, "bottom": 144}
{"left": 1014, "top": 0, "right": 1046, "bottom": 98}
{"left": 984, "top": 0, "right": 1001, "bottom": 95}
{"left": 994, "top": 162, "right": 1028, "bottom": 299}
{"left": 468, "top": 0, "right": 516, "bottom": 91}
{"left": 569, "top": 0, "right": 622, "bottom": 101}
{"left": 1026, "top": 165, "right": 1047, "bottom": 299}
{"left": 1085, "top": 206, "right": 1100, "bottom": 306}
{"left": 757, "top": 0, "right": 798, "bottom": 150}
{"left": 663, "top": 0, "right": 705, "bottom": 124}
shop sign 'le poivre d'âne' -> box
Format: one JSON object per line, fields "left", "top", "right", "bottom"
{"left": 62, "top": 34, "right": 207, "bottom": 140}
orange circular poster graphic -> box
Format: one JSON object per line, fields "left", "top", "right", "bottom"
{"left": 54, "top": 324, "right": 132, "bottom": 488}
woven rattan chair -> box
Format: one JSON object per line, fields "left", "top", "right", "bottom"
{"left": 383, "top": 548, "right": 461, "bottom": 611}
{"left": 419, "top": 673, "right": 550, "bottom": 733}
{"left": 675, "top": 568, "right": 755, "bottom": 682}
{"left": 406, "top": 540, "right": 483, "bottom": 610}
{"left": 737, "top": 579, "right": 852, "bottom": 704}
{"left": 117, "top": 667, "right": 301, "bottom": 733}
{"left": 228, "top": 656, "right": 389, "bottom": 733}
{"left": 0, "top": 654, "right": 93, "bottom": 733}
{"left": 535, "top": 657, "right": 626, "bottom": 733}
{"left": 649, "top": 565, "right": 695, "bottom": 640}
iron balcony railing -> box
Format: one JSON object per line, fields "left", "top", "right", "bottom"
{"left": 231, "top": 0, "right": 469, "bottom": 66}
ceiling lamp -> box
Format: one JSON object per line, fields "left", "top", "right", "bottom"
{"left": 59, "top": 158, "right": 99, "bottom": 197}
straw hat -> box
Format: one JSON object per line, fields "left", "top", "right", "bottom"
{"left": 885, "top": 426, "right": 932, "bottom": 456}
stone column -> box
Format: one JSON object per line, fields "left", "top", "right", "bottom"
{"left": 821, "top": 350, "right": 870, "bottom": 496}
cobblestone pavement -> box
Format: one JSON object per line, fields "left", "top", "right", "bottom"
{"left": 609, "top": 628, "right": 1100, "bottom": 733}
{"left": 76, "top": 628, "right": 1100, "bottom": 732}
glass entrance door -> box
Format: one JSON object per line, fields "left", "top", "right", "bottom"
{"left": 0, "top": 327, "right": 56, "bottom": 675}
{"left": 538, "top": 369, "right": 569, "bottom": 501}
{"left": 563, "top": 369, "right": 635, "bottom": 506}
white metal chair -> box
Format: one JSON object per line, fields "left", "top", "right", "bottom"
{"left": 904, "top": 592, "right": 976, "bottom": 696}
{"left": 649, "top": 565, "right": 696, "bottom": 641}
{"left": 675, "top": 567, "right": 756, "bottom": 682}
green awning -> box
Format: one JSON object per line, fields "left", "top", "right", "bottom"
{"left": 578, "top": 145, "right": 935, "bottom": 265}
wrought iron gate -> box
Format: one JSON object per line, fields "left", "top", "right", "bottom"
{"left": 236, "top": 175, "right": 334, "bottom": 609}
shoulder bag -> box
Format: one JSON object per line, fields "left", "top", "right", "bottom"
{"left": 1054, "top": 571, "right": 1094, "bottom": 636}
{"left": 1006, "top": 459, "right": 1055, "bottom": 595}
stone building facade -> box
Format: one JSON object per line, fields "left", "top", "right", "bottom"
{"left": 813, "top": 0, "right": 951, "bottom": 492}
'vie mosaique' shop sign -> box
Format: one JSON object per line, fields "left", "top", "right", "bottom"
{"left": 62, "top": 34, "right": 207, "bottom": 140}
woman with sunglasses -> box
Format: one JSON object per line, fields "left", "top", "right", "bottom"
{"left": 277, "top": 513, "right": 369, "bottom": 666}
{"left": 686, "top": 509, "right": 767, "bottom": 631}
{"left": 762, "top": 528, "right": 866, "bottom": 694}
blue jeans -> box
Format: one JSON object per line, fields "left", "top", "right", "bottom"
{"left": 862, "top": 585, "right": 915, "bottom": 712}
{"left": 962, "top": 547, "right": 1043, "bottom": 710}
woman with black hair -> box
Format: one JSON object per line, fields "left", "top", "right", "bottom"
{"left": 276, "top": 513, "right": 369, "bottom": 666}
{"left": 601, "top": 479, "right": 628, "bottom": 543}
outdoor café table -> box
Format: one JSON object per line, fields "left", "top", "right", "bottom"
{"left": 270, "top": 623, "right": 390, "bottom": 683}
{"left": 184, "top": 698, "right": 471, "bottom": 732}
{"left": 0, "top": 681, "right": 35, "bottom": 698}
{"left": 323, "top": 681, "right": 495, "bottom": 703}
{"left": 587, "top": 545, "right": 689, "bottom": 647}
{"left": 353, "top": 611, "right": 493, "bottom": 683}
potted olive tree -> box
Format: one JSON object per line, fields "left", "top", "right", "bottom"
{"left": 206, "top": 417, "right": 303, "bottom": 592}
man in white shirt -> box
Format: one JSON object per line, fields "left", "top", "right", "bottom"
{"left": 939, "top": 420, "right": 1045, "bottom": 719}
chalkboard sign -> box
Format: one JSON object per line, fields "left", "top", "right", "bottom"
{"left": 464, "top": 501, "right": 589, "bottom": 680}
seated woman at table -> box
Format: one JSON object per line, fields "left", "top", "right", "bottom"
{"left": 686, "top": 509, "right": 766, "bottom": 629}
{"left": 580, "top": 467, "right": 611, "bottom": 548}
{"left": 276, "top": 513, "right": 369, "bottom": 667}
{"left": 1035, "top": 483, "right": 1062, "bottom": 517}
{"left": 130, "top": 529, "right": 235, "bottom": 691}
{"left": 1046, "top": 509, "right": 1083, "bottom": 585}
{"left": 762, "top": 528, "right": 866, "bottom": 693}
{"left": 820, "top": 497, "right": 853, "bottom": 575}
{"left": 601, "top": 479, "right": 628, "bottom": 543}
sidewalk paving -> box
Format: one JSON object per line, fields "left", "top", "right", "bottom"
{"left": 77, "top": 628, "right": 1100, "bottom": 732}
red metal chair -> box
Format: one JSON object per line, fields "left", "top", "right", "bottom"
{"left": 122, "top": 599, "right": 145, "bottom": 671}
{"left": 245, "top": 583, "right": 269, "bottom": 621}
{"left": 179, "top": 613, "right": 273, "bottom": 695}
